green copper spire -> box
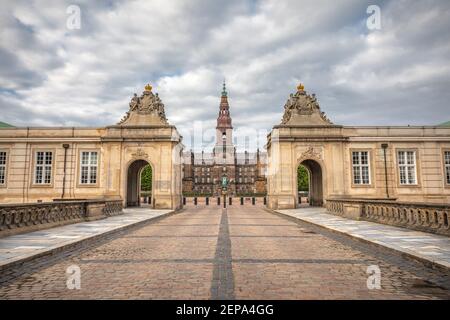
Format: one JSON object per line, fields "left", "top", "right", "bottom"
{"left": 221, "top": 80, "right": 227, "bottom": 97}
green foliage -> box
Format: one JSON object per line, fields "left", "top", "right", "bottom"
{"left": 297, "top": 165, "right": 309, "bottom": 191}
{"left": 140, "top": 164, "right": 152, "bottom": 191}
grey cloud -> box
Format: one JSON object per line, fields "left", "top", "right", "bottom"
{"left": 0, "top": 0, "right": 449, "bottom": 149}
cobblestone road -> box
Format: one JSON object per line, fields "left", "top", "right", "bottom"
{"left": 0, "top": 204, "right": 449, "bottom": 299}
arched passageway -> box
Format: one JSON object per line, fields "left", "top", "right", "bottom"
{"left": 126, "top": 159, "right": 152, "bottom": 207}
{"left": 297, "top": 159, "right": 323, "bottom": 207}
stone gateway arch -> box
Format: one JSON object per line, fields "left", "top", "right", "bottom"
{"left": 266, "top": 84, "right": 450, "bottom": 211}
{"left": 0, "top": 84, "right": 183, "bottom": 210}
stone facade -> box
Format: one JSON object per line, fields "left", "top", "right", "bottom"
{"left": 182, "top": 83, "right": 267, "bottom": 196}
{"left": 267, "top": 84, "right": 450, "bottom": 209}
{"left": 1, "top": 82, "right": 448, "bottom": 213}
{"left": 0, "top": 85, "right": 183, "bottom": 210}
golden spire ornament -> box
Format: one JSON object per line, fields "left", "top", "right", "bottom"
{"left": 145, "top": 84, "right": 152, "bottom": 91}
{"left": 297, "top": 83, "right": 305, "bottom": 91}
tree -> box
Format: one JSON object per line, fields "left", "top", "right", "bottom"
{"left": 140, "top": 164, "right": 152, "bottom": 191}
{"left": 297, "top": 165, "right": 309, "bottom": 191}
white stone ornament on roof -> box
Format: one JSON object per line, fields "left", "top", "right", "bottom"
{"left": 118, "top": 84, "right": 169, "bottom": 126}
{"left": 281, "top": 83, "right": 333, "bottom": 125}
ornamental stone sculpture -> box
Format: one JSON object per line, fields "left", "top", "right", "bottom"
{"left": 280, "top": 83, "right": 333, "bottom": 125}
{"left": 118, "top": 84, "right": 169, "bottom": 126}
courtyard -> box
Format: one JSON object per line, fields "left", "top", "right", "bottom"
{"left": 1, "top": 204, "right": 449, "bottom": 300}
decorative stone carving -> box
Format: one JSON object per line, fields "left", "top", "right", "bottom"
{"left": 131, "top": 148, "right": 148, "bottom": 159}
{"left": 298, "top": 147, "right": 323, "bottom": 162}
{"left": 281, "top": 84, "right": 332, "bottom": 125}
{"left": 118, "top": 84, "right": 169, "bottom": 126}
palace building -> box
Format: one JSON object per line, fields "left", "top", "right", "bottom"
{"left": 266, "top": 84, "right": 450, "bottom": 212}
{"left": 0, "top": 84, "right": 183, "bottom": 209}
{"left": 0, "top": 81, "right": 449, "bottom": 225}
{"left": 182, "top": 82, "right": 267, "bottom": 196}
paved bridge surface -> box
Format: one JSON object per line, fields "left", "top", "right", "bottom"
{"left": 0, "top": 204, "right": 449, "bottom": 299}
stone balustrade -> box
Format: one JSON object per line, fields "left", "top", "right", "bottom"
{"left": 103, "top": 200, "right": 124, "bottom": 217}
{"left": 326, "top": 198, "right": 450, "bottom": 236}
{"left": 0, "top": 199, "right": 123, "bottom": 237}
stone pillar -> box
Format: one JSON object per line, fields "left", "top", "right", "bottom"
{"left": 85, "top": 201, "right": 107, "bottom": 221}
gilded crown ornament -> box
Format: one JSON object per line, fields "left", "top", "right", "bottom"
{"left": 280, "top": 83, "right": 332, "bottom": 125}
{"left": 117, "top": 83, "right": 168, "bottom": 125}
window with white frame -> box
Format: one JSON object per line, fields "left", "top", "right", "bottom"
{"left": 352, "top": 151, "right": 370, "bottom": 185}
{"left": 80, "top": 151, "right": 98, "bottom": 184}
{"left": 35, "top": 151, "right": 53, "bottom": 184}
{"left": 0, "top": 151, "right": 7, "bottom": 185}
{"left": 444, "top": 151, "right": 450, "bottom": 184}
{"left": 398, "top": 151, "right": 417, "bottom": 185}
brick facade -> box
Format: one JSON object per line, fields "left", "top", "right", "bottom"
{"left": 182, "top": 82, "right": 267, "bottom": 196}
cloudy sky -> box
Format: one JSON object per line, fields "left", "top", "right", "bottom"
{"left": 1, "top": 0, "right": 450, "bottom": 150}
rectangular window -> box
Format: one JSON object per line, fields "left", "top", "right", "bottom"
{"left": 0, "top": 151, "right": 7, "bottom": 185}
{"left": 35, "top": 151, "right": 53, "bottom": 184}
{"left": 444, "top": 151, "right": 450, "bottom": 185}
{"left": 80, "top": 151, "right": 98, "bottom": 184}
{"left": 352, "top": 151, "right": 370, "bottom": 185}
{"left": 398, "top": 151, "right": 417, "bottom": 185}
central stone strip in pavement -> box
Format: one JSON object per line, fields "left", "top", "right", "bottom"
{"left": 1, "top": 204, "right": 449, "bottom": 299}
{"left": 210, "top": 208, "right": 235, "bottom": 300}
